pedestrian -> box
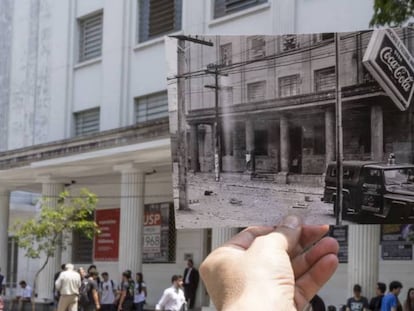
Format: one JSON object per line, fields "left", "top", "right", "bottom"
{"left": 0, "top": 268, "right": 5, "bottom": 296}
{"left": 133, "top": 273, "right": 147, "bottom": 311}
{"left": 54, "top": 264, "right": 67, "bottom": 311}
{"left": 8, "top": 281, "right": 32, "bottom": 311}
{"left": 155, "top": 275, "right": 186, "bottom": 311}
{"left": 403, "top": 288, "right": 414, "bottom": 311}
{"left": 78, "top": 268, "right": 100, "bottom": 311}
{"left": 54, "top": 263, "right": 81, "bottom": 311}
{"left": 346, "top": 284, "right": 369, "bottom": 311}
{"left": 381, "top": 281, "right": 403, "bottom": 311}
{"left": 370, "top": 282, "right": 386, "bottom": 311}
{"left": 99, "top": 272, "right": 116, "bottom": 311}
{"left": 183, "top": 259, "right": 199, "bottom": 310}
{"left": 117, "top": 271, "right": 134, "bottom": 311}
{"left": 310, "top": 295, "right": 326, "bottom": 311}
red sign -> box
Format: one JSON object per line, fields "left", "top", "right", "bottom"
{"left": 94, "top": 209, "right": 120, "bottom": 261}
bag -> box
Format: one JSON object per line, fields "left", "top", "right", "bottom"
{"left": 79, "top": 280, "right": 91, "bottom": 306}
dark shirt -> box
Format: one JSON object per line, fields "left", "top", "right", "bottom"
{"left": 347, "top": 296, "right": 369, "bottom": 311}
{"left": 370, "top": 295, "right": 384, "bottom": 311}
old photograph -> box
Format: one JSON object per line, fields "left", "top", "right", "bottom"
{"left": 166, "top": 28, "right": 414, "bottom": 228}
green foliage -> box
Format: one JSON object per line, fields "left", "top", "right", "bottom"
{"left": 12, "top": 188, "right": 100, "bottom": 260}
{"left": 370, "top": 0, "right": 414, "bottom": 26}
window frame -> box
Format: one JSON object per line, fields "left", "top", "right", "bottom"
{"left": 135, "top": 91, "right": 169, "bottom": 124}
{"left": 73, "top": 107, "right": 101, "bottom": 137}
{"left": 314, "top": 66, "right": 336, "bottom": 92}
{"left": 213, "top": 0, "right": 268, "bottom": 19}
{"left": 78, "top": 11, "right": 104, "bottom": 63}
{"left": 279, "top": 74, "right": 301, "bottom": 98}
{"left": 138, "top": 0, "right": 183, "bottom": 43}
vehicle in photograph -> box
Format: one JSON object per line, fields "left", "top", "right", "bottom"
{"left": 323, "top": 158, "right": 414, "bottom": 223}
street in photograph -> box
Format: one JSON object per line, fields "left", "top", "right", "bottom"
{"left": 166, "top": 28, "right": 414, "bottom": 228}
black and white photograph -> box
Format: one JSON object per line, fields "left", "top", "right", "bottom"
{"left": 166, "top": 28, "right": 414, "bottom": 228}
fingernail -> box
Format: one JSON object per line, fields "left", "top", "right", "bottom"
{"left": 280, "top": 215, "right": 301, "bottom": 230}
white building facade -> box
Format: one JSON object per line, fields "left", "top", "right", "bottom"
{"left": 1, "top": 0, "right": 413, "bottom": 310}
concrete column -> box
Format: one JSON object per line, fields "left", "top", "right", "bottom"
{"left": 115, "top": 164, "right": 145, "bottom": 273}
{"left": 371, "top": 105, "right": 383, "bottom": 161}
{"left": 245, "top": 119, "right": 255, "bottom": 172}
{"left": 325, "top": 107, "right": 335, "bottom": 166}
{"left": 37, "top": 181, "right": 64, "bottom": 300}
{"left": 202, "top": 228, "right": 239, "bottom": 311}
{"left": 0, "top": 188, "right": 10, "bottom": 281}
{"left": 348, "top": 225, "right": 380, "bottom": 300}
{"left": 280, "top": 115, "right": 290, "bottom": 173}
{"left": 190, "top": 124, "right": 199, "bottom": 172}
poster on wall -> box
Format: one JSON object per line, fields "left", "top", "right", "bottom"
{"left": 381, "top": 224, "right": 414, "bottom": 260}
{"left": 143, "top": 202, "right": 174, "bottom": 263}
{"left": 94, "top": 209, "right": 120, "bottom": 261}
{"left": 328, "top": 225, "right": 348, "bottom": 263}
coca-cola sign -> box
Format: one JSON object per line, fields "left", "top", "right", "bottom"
{"left": 363, "top": 28, "right": 414, "bottom": 111}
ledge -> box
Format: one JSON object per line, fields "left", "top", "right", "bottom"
{"left": 133, "top": 30, "right": 184, "bottom": 52}
{"left": 74, "top": 57, "right": 102, "bottom": 70}
{"left": 208, "top": 3, "right": 271, "bottom": 28}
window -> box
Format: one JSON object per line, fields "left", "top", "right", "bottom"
{"left": 214, "top": 0, "right": 267, "bottom": 18}
{"left": 247, "top": 81, "right": 266, "bottom": 102}
{"left": 143, "top": 203, "right": 176, "bottom": 263}
{"left": 220, "top": 43, "right": 232, "bottom": 66}
{"left": 72, "top": 230, "right": 93, "bottom": 264}
{"left": 279, "top": 75, "right": 300, "bottom": 97}
{"left": 281, "top": 34, "right": 298, "bottom": 51}
{"left": 248, "top": 36, "right": 266, "bottom": 59}
{"left": 254, "top": 130, "right": 268, "bottom": 156}
{"left": 138, "top": 0, "right": 182, "bottom": 43}
{"left": 313, "top": 33, "right": 335, "bottom": 43}
{"left": 74, "top": 108, "right": 100, "bottom": 136}
{"left": 78, "top": 12, "right": 103, "bottom": 62}
{"left": 135, "top": 92, "right": 169, "bottom": 123}
{"left": 314, "top": 67, "right": 336, "bottom": 91}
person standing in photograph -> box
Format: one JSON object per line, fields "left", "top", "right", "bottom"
{"left": 370, "top": 282, "right": 386, "bottom": 311}
{"left": 155, "top": 275, "right": 186, "bottom": 311}
{"left": 381, "top": 281, "right": 403, "bottom": 311}
{"left": 0, "top": 268, "right": 5, "bottom": 295}
{"left": 403, "top": 288, "right": 414, "bottom": 311}
{"left": 346, "top": 284, "right": 369, "bottom": 311}
{"left": 183, "top": 259, "right": 199, "bottom": 310}
{"left": 117, "top": 271, "right": 134, "bottom": 311}
{"left": 99, "top": 272, "right": 116, "bottom": 311}
{"left": 54, "top": 263, "right": 81, "bottom": 311}
{"left": 133, "top": 273, "right": 147, "bottom": 311}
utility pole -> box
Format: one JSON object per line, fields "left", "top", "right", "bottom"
{"left": 335, "top": 32, "right": 344, "bottom": 225}
{"left": 205, "top": 64, "right": 227, "bottom": 182}
{"left": 170, "top": 35, "right": 213, "bottom": 209}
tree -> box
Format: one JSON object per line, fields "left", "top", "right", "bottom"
{"left": 370, "top": 0, "right": 414, "bottom": 26}
{"left": 11, "top": 188, "right": 100, "bottom": 310}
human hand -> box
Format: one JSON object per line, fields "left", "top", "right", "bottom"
{"left": 199, "top": 215, "right": 339, "bottom": 311}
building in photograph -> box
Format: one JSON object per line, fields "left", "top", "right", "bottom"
{"left": 168, "top": 29, "right": 414, "bottom": 227}
{"left": 0, "top": 0, "right": 411, "bottom": 310}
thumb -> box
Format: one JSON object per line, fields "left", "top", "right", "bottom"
{"left": 248, "top": 215, "right": 302, "bottom": 255}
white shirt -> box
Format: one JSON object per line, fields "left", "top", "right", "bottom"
{"left": 155, "top": 286, "right": 186, "bottom": 311}
{"left": 100, "top": 280, "right": 116, "bottom": 304}
{"left": 18, "top": 285, "right": 32, "bottom": 299}
{"left": 55, "top": 269, "right": 81, "bottom": 295}
{"left": 134, "top": 282, "right": 146, "bottom": 303}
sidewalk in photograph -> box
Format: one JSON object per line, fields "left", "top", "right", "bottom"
{"left": 176, "top": 172, "right": 352, "bottom": 228}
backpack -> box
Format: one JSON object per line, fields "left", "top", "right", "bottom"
{"left": 99, "top": 280, "right": 114, "bottom": 292}
{"left": 125, "top": 280, "right": 135, "bottom": 300}
{"left": 79, "top": 280, "right": 91, "bottom": 306}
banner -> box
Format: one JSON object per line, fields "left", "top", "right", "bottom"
{"left": 328, "top": 225, "right": 348, "bottom": 263}
{"left": 94, "top": 209, "right": 120, "bottom": 261}
{"left": 143, "top": 202, "right": 173, "bottom": 263}
{"left": 381, "top": 224, "right": 414, "bottom": 260}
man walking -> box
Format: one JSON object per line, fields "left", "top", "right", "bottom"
{"left": 381, "top": 281, "right": 403, "bottom": 311}
{"left": 155, "top": 275, "right": 186, "bottom": 311}
{"left": 55, "top": 263, "right": 81, "bottom": 311}
{"left": 183, "top": 260, "right": 199, "bottom": 310}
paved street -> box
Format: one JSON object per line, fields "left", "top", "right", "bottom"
{"left": 175, "top": 173, "right": 354, "bottom": 228}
